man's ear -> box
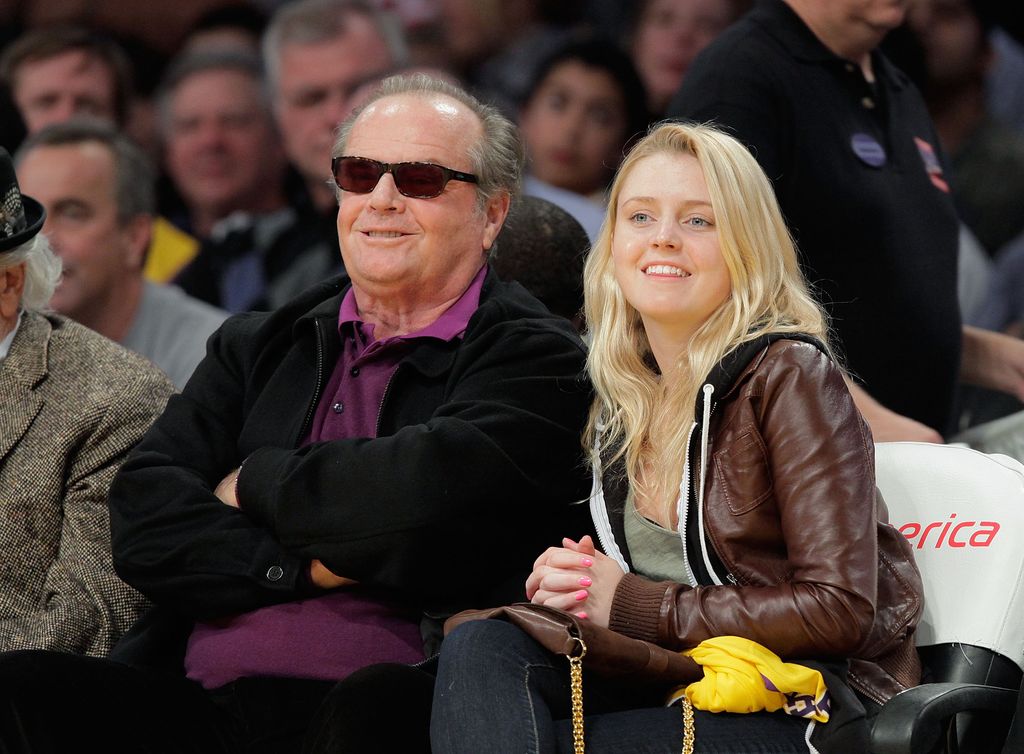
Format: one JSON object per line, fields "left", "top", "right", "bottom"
{"left": 481, "top": 191, "right": 511, "bottom": 252}
{"left": 0, "top": 262, "right": 26, "bottom": 322}
{"left": 121, "top": 214, "right": 153, "bottom": 272}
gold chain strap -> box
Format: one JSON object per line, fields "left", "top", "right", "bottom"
{"left": 568, "top": 637, "right": 587, "bottom": 754}
{"left": 680, "top": 695, "right": 695, "bottom": 754}
{"left": 565, "top": 636, "right": 695, "bottom": 754}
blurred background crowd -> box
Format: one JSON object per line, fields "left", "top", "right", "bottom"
{"left": 2, "top": 0, "right": 1024, "bottom": 427}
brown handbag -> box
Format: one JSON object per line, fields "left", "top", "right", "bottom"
{"left": 444, "top": 603, "right": 699, "bottom": 753}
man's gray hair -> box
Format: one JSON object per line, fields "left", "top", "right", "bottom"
{"left": 333, "top": 73, "right": 524, "bottom": 208}
{"left": 262, "top": 0, "right": 406, "bottom": 93}
{"left": 16, "top": 117, "right": 155, "bottom": 221}
{"left": 1, "top": 234, "right": 62, "bottom": 312}
{"left": 155, "top": 50, "right": 273, "bottom": 137}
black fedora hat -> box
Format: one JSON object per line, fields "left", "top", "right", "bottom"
{"left": 0, "top": 146, "right": 45, "bottom": 255}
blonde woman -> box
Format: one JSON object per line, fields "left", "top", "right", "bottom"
{"left": 431, "top": 123, "right": 924, "bottom": 753}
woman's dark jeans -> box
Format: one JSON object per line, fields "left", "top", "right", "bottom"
{"left": 431, "top": 619, "right": 813, "bottom": 754}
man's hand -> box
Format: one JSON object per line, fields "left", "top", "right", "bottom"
{"left": 215, "top": 468, "right": 356, "bottom": 589}
{"left": 961, "top": 325, "right": 1024, "bottom": 401}
{"left": 310, "top": 559, "right": 358, "bottom": 589}
{"left": 845, "top": 379, "right": 943, "bottom": 443}
{"left": 214, "top": 468, "right": 241, "bottom": 508}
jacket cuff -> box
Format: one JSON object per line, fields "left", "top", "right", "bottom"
{"left": 233, "top": 457, "right": 247, "bottom": 508}
{"left": 235, "top": 446, "right": 290, "bottom": 529}
{"left": 608, "top": 572, "right": 671, "bottom": 644}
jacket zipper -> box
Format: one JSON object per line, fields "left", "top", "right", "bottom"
{"left": 695, "top": 385, "right": 729, "bottom": 586}
{"left": 688, "top": 387, "right": 737, "bottom": 586}
{"left": 297, "top": 318, "right": 327, "bottom": 444}
{"left": 676, "top": 422, "right": 700, "bottom": 588}
{"left": 375, "top": 367, "right": 397, "bottom": 437}
{"left": 588, "top": 420, "right": 631, "bottom": 572}
{"left": 589, "top": 460, "right": 629, "bottom": 572}
{"left": 591, "top": 400, "right": 736, "bottom": 587}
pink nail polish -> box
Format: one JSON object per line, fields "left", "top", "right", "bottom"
{"left": 581, "top": 557, "right": 593, "bottom": 567}
{"left": 578, "top": 576, "right": 593, "bottom": 587}
{"left": 575, "top": 612, "right": 588, "bottom": 619}
{"left": 574, "top": 589, "right": 588, "bottom": 601}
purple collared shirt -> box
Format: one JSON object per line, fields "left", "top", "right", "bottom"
{"left": 184, "top": 266, "right": 487, "bottom": 690}
{"left": 305, "top": 265, "right": 486, "bottom": 443}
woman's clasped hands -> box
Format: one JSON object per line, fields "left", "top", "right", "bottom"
{"left": 525, "top": 535, "right": 625, "bottom": 628}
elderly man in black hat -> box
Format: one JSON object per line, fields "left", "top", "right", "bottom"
{"left": 0, "top": 146, "right": 173, "bottom": 655}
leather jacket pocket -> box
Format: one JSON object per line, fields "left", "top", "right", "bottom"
{"left": 713, "top": 429, "right": 773, "bottom": 515}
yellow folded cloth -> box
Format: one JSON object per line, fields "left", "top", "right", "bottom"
{"left": 667, "top": 636, "right": 830, "bottom": 723}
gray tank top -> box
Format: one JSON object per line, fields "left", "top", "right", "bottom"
{"left": 624, "top": 489, "right": 689, "bottom": 584}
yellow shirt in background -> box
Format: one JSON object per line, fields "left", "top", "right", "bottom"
{"left": 144, "top": 216, "right": 199, "bottom": 283}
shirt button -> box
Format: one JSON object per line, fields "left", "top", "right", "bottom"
{"left": 845, "top": 63, "right": 855, "bottom": 73}
{"left": 350, "top": 367, "right": 360, "bottom": 377}
{"left": 266, "top": 565, "right": 284, "bottom": 581}
{"left": 332, "top": 402, "right": 344, "bottom": 413}
{"left": 861, "top": 96, "right": 875, "bottom": 109}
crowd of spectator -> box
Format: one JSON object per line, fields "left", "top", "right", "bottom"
{"left": 0, "top": 0, "right": 761, "bottom": 376}
{"left": 3, "top": 0, "right": 1024, "bottom": 750}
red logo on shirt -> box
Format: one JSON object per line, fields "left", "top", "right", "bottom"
{"left": 914, "top": 137, "right": 950, "bottom": 192}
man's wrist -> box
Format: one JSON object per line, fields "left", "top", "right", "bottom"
{"left": 233, "top": 460, "right": 246, "bottom": 509}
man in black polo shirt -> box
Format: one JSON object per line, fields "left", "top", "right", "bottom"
{"left": 669, "top": 0, "right": 1024, "bottom": 440}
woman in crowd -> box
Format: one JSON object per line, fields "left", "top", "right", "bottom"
{"left": 629, "top": 0, "right": 746, "bottom": 116}
{"left": 430, "top": 122, "right": 924, "bottom": 753}
{"left": 519, "top": 37, "right": 649, "bottom": 240}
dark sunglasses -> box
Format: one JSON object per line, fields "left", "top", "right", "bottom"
{"left": 332, "top": 156, "right": 479, "bottom": 199}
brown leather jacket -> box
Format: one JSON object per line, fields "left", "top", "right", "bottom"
{"left": 596, "top": 338, "right": 923, "bottom": 705}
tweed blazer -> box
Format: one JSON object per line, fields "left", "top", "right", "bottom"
{"left": 0, "top": 311, "right": 174, "bottom": 655}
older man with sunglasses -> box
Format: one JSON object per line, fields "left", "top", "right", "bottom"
{"left": 0, "top": 74, "right": 592, "bottom": 753}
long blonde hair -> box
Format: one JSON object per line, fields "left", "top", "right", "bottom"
{"left": 583, "top": 121, "right": 833, "bottom": 515}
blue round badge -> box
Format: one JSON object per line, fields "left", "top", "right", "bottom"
{"left": 851, "top": 133, "right": 886, "bottom": 167}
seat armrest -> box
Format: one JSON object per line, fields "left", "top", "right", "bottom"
{"left": 871, "top": 682, "right": 1017, "bottom": 754}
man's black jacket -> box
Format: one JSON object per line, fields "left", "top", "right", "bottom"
{"left": 108, "top": 268, "right": 593, "bottom": 668}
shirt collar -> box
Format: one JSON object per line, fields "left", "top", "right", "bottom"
{"left": 756, "top": 0, "right": 843, "bottom": 64}
{"left": 338, "top": 264, "right": 488, "bottom": 343}
{"left": 754, "top": 0, "right": 905, "bottom": 89}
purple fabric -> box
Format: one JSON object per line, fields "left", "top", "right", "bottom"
{"left": 184, "top": 593, "right": 424, "bottom": 689}
{"left": 184, "top": 265, "right": 487, "bottom": 690}
{"left": 305, "top": 264, "right": 487, "bottom": 442}
{"left": 305, "top": 264, "right": 486, "bottom": 442}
